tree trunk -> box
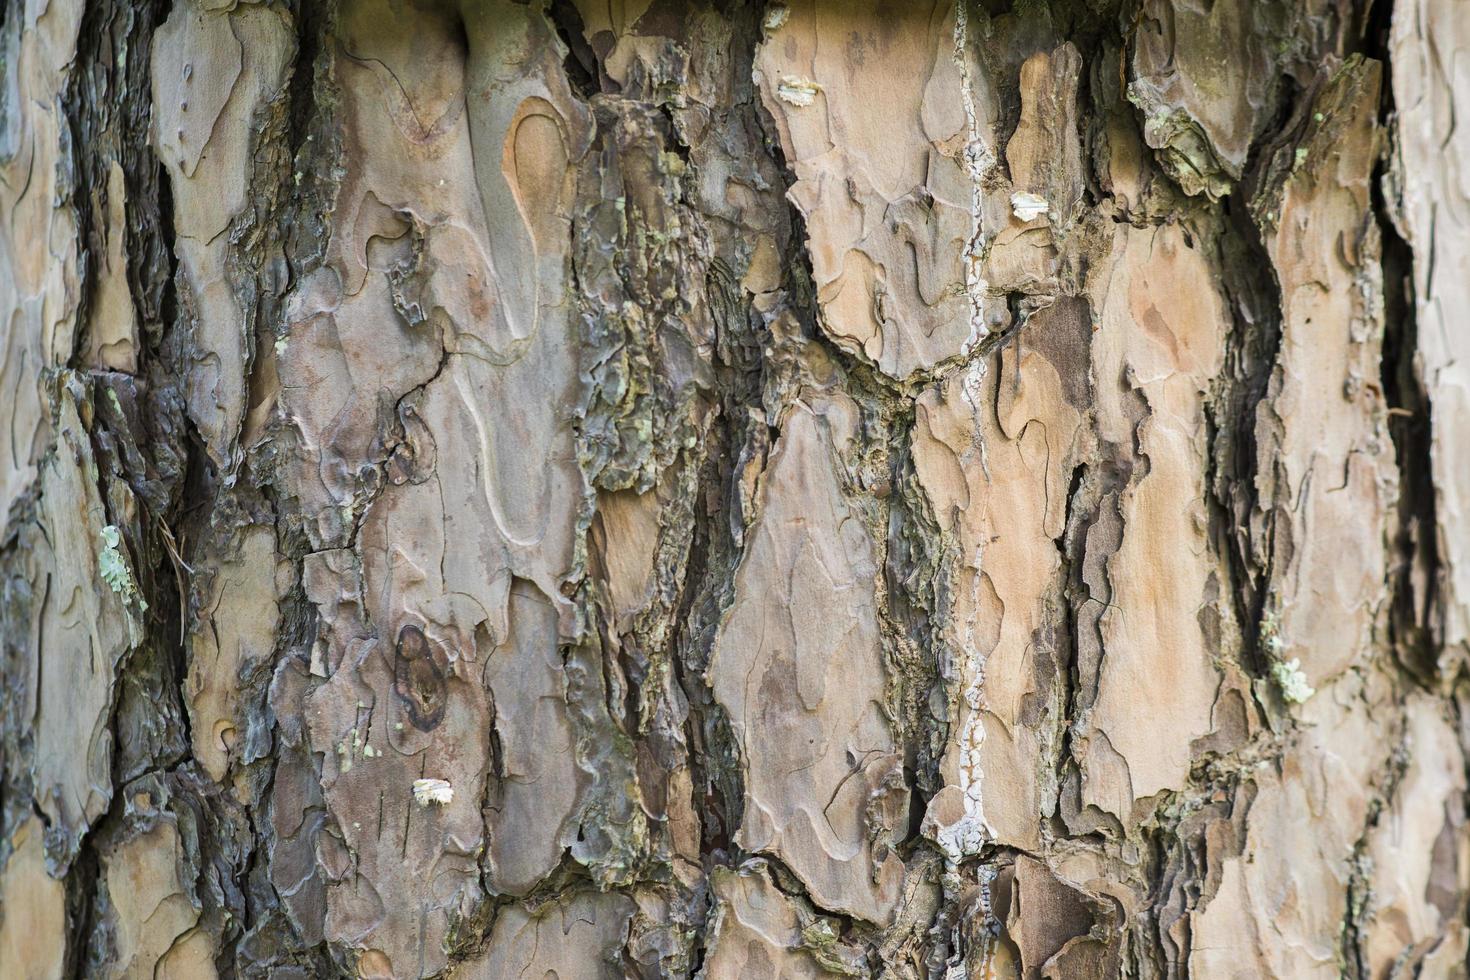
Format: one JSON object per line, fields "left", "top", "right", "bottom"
{"left": 1, "top": 0, "right": 1467, "bottom": 976}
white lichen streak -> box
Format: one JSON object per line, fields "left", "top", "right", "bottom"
{"left": 776, "top": 75, "right": 821, "bottom": 107}
{"left": 413, "top": 778, "right": 454, "bottom": 807}
{"left": 939, "top": 559, "right": 993, "bottom": 866}
{"left": 933, "top": 362, "right": 996, "bottom": 871}
{"left": 763, "top": 4, "right": 790, "bottom": 32}
{"left": 954, "top": 1, "right": 995, "bottom": 358}
{"left": 935, "top": 10, "right": 999, "bottom": 863}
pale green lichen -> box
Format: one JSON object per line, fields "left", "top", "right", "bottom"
{"left": 1260, "top": 611, "right": 1313, "bottom": 703}
{"left": 1271, "top": 658, "right": 1315, "bottom": 704}
{"left": 799, "top": 918, "right": 863, "bottom": 976}
{"left": 1130, "top": 104, "right": 1235, "bottom": 199}
{"left": 99, "top": 525, "right": 147, "bottom": 612}
{"left": 1260, "top": 611, "right": 1284, "bottom": 658}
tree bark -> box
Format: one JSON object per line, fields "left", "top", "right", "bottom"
{"left": 1, "top": 0, "right": 1467, "bottom": 976}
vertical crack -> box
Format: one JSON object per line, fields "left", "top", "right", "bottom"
{"left": 1367, "top": 0, "right": 1441, "bottom": 683}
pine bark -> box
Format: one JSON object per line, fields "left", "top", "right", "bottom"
{"left": 1, "top": 0, "right": 1468, "bottom": 977}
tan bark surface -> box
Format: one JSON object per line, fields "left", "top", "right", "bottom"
{"left": 1, "top": 0, "right": 1468, "bottom": 977}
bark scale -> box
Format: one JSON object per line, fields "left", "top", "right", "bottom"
{"left": 0, "top": 0, "right": 1467, "bottom": 977}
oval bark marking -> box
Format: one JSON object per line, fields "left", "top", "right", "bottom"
{"left": 393, "top": 624, "right": 449, "bottom": 730}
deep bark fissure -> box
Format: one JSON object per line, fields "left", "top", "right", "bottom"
{"left": 1368, "top": 0, "right": 1442, "bottom": 685}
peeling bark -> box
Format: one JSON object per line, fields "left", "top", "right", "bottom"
{"left": 3, "top": 1, "right": 1470, "bottom": 977}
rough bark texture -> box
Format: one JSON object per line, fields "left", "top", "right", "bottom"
{"left": 2, "top": 0, "right": 1469, "bottom": 977}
